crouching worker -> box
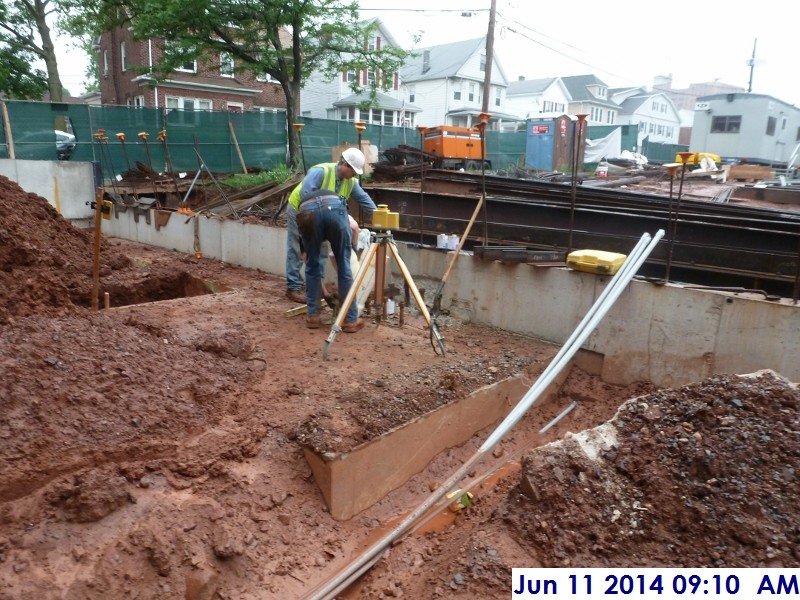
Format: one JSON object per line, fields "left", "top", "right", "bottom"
{"left": 296, "top": 191, "right": 364, "bottom": 333}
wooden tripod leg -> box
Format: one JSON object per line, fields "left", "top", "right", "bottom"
{"left": 322, "top": 241, "right": 379, "bottom": 359}
{"left": 386, "top": 241, "right": 431, "bottom": 325}
{"left": 387, "top": 241, "right": 446, "bottom": 355}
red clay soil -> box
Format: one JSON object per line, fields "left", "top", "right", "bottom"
{"left": 1, "top": 174, "right": 798, "bottom": 599}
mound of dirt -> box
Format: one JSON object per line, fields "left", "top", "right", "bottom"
{"left": 0, "top": 175, "right": 134, "bottom": 322}
{"left": 504, "top": 370, "right": 800, "bottom": 567}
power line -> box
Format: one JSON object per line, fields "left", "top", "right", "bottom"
{"left": 500, "top": 23, "right": 633, "bottom": 84}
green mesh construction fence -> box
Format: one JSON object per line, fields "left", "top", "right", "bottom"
{"left": 0, "top": 100, "right": 287, "bottom": 176}
{"left": 1, "top": 100, "right": 525, "bottom": 175}
{"left": 292, "top": 116, "right": 418, "bottom": 169}
{"left": 486, "top": 130, "right": 526, "bottom": 171}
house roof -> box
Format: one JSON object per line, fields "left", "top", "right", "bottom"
{"left": 561, "top": 74, "right": 618, "bottom": 108}
{"left": 506, "top": 77, "right": 558, "bottom": 96}
{"left": 360, "top": 17, "right": 401, "bottom": 49}
{"left": 446, "top": 107, "right": 523, "bottom": 121}
{"left": 400, "top": 37, "right": 486, "bottom": 83}
{"left": 617, "top": 95, "right": 650, "bottom": 115}
{"left": 133, "top": 73, "right": 263, "bottom": 96}
{"left": 333, "top": 91, "right": 421, "bottom": 112}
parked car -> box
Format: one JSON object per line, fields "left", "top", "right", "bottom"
{"left": 55, "top": 130, "right": 76, "bottom": 160}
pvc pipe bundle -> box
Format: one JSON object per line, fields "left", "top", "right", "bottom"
{"left": 306, "top": 228, "right": 666, "bottom": 600}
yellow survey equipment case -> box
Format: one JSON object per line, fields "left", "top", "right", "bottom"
{"left": 567, "top": 249, "right": 626, "bottom": 275}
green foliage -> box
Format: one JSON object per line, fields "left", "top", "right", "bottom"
{"left": 220, "top": 163, "right": 294, "bottom": 190}
{"left": 0, "top": 1, "right": 48, "bottom": 98}
{"left": 0, "top": 45, "right": 48, "bottom": 99}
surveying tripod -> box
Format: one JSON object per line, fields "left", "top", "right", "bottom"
{"left": 322, "top": 230, "right": 446, "bottom": 360}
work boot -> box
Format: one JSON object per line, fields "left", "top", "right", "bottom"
{"left": 286, "top": 288, "right": 306, "bottom": 303}
{"left": 341, "top": 318, "right": 364, "bottom": 333}
{"left": 306, "top": 315, "right": 322, "bottom": 329}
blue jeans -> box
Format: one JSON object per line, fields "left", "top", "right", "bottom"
{"left": 298, "top": 198, "right": 358, "bottom": 322}
{"left": 286, "top": 205, "right": 326, "bottom": 291}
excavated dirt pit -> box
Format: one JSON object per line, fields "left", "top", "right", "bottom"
{"left": 1, "top": 174, "right": 798, "bottom": 599}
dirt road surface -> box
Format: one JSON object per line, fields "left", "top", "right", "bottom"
{"left": 1, "top": 175, "right": 797, "bottom": 599}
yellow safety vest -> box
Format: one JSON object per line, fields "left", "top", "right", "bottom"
{"left": 288, "top": 163, "right": 356, "bottom": 210}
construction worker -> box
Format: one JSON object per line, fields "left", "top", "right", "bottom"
{"left": 295, "top": 190, "right": 364, "bottom": 332}
{"left": 284, "top": 148, "right": 376, "bottom": 303}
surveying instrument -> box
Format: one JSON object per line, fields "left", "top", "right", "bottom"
{"left": 322, "top": 207, "right": 446, "bottom": 360}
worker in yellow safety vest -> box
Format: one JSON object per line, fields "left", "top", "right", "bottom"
{"left": 284, "top": 148, "right": 376, "bottom": 303}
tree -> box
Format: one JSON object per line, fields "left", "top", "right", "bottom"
{"left": 0, "top": 41, "right": 48, "bottom": 99}
{"left": 0, "top": 0, "right": 64, "bottom": 101}
{"left": 116, "top": 0, "right": 409, "bottom": 166}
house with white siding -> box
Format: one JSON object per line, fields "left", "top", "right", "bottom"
{"left": 610, "top": 87, "right": 681, "bottom": 148}
{"left": 561, "top": 75, "right": 619, "bottom": 126}
{"left": 399, "top": 37, "right": 518, "bottom": 130}
{"left": 505, "top": 77, "right": 571, "bottom": 120}
{"left": 299, "top": 19, "right": 420, "bottom": 127}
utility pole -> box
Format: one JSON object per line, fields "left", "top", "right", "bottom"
{"left": 481, "top": 0, "right": 497, "bottom": 114}
{"left": 747, "top": 38, "right": 757, "bottom": 93}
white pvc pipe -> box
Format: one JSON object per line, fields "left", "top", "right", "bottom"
{"left": 305, "top": 229, "right": 665, "bottom": 600}
{"left": 481, "top": 231, "right": 660, "bottom": 450}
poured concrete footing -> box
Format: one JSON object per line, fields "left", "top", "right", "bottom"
{"left": 303, "top": 368, "right": 569, "bottom": 521}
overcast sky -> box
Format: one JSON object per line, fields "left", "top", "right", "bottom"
{"left": 359, "top": 0, "right": 799, "bottom": 106}
{"left": 56, "top": 0, "right": 798, "bottom": 107}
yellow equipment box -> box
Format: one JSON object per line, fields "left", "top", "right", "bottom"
{"left": 371, "top": 204, "right": 399, "bottom": 229}
{"left": 567, "top": 249, "right": 626, "bottom": 275}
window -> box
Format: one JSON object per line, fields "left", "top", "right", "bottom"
{"left": 652, "top": 100, "right": 658, "bottom": 111}
{"left": 454, "top": 88, "right": 461, "bottom": 100}
{"left": 468, "top": 83, "right": 475, "bottom": 102}
{"left": 649, "top": 123, "right": 655, "bottom": 134}
{"left": 220, "top": 52, "right": 234, "bottom": 78}
{"left": 383, "top": 110, "right": 392, "bottom": 126}
{"left": 166, "top": 95, "right": 211, "bottom": 111}
{"left": 367, "top": 70, "right": 376, "bottom": 86}
{"left": 226, "top": 102, "right": 242, "bottom": 112}
{"left": 766, "top": 116, "right": 776, "bottom": 136}
{"left": 346, "top": 69, "right": 356, "bottom": 83}
{"left": 120, "top": 41, "right": 127, "bottom": 72}
{"left": 103, "top": 50, "right": 109, "bottom": 77}
{"left": 797, "top": 127, "right": 800, "bottom": 142}
{"left": 781, "top": 116, "right": 787, "bottom": 130}
{"left": 711, "top": 115, "right": 741, "bottom": 133}
{"left": 134, "top": 95, "right": 145, "bottom": 108}
{"left": 340, "top": 107, "right": 355, "bottom": 121}
{"left": 176, "top": 59, "right": 197, "bottom": 73}
{"left": 608, "top": 111, "right": 614, "bottom": 124}
{"left": 494, "top": 87, "right": 501, "bottom": 107}
{"left": 257, "top": 71, "right": 275, "bottom": 83}
{"left": 408, "top": 86, "right": 415, "bottom": 103}
{"left": 638, "top": 122, "right": 646, "bottom": 132}
{"left": 479, "top": 53, "right": 486, "bottom": 72}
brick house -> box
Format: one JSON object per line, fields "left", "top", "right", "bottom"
{"left": 96, "top": 27, "right": 287, "bottom": 111}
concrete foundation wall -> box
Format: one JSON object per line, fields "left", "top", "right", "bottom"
{"left": 101, "top": 211, "right": 800, "bottom": 387}
{"left": 0, "top": 159, "right": 95, "bottom": 220}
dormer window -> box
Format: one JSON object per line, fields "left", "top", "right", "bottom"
{"left": 479, "top": 53, "right": 486, "bottom": 72}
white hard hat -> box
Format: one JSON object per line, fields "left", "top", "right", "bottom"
{"left": 341, "top": 147, "right": 365, "bottom": 175}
